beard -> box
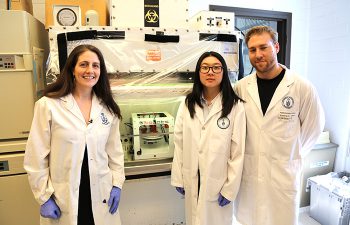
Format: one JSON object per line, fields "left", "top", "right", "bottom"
{"left": 251, "top": 54, "right": 279, "bottom": 75}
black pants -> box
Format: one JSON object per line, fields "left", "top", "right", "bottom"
{"left": 198, "top": 170, "right": 201, "bottom": 198}
{"left": 77, "top": 147, "right": 95, "bottom": 225}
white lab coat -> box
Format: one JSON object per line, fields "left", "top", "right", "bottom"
{"left": 171, "top": 94, "right": 246, "bottom": 225}
{"left": 24, "top": 93, "right": 125, "bottom": 225}
{"left": 234, "top": 66, "right": 325, "bottom": 225}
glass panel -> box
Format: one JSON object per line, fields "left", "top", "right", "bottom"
{"left": 131, "top": 111, "right": 175, "bottom": 161}
{"left": 235, "top": 17, "right": 278, "bottom": 76}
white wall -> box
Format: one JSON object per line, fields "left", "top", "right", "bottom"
{"left": 306, "top": 0, "right": 350, "bottom": 171}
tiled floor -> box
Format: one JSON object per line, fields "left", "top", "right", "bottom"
{"left": 298, "top": 207, "right": 321, "bottom": 225}
{"left": 232, "top": 207, "right": 321, "bottom": 225}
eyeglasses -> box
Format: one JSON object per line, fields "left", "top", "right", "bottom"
{"left": 200, "top": 65, "right": 223, "bottom": 74}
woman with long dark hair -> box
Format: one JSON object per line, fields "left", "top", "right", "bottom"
{"left": 171, "top": 51, "right": 246, "bottom": 225}
{"left": 24, "top": 44, "right": 125, "bottom": 225}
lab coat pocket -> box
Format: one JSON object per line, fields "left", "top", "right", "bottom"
{"left": 210, "top": 128, "right": 232, "bottom": 157}
{"left": 274, "top": 99, "right": 300, "bottom": 138}
{"left": 97, "top": 122, "right": 112, "bottom": 144}
{"left": 270, "top": 159, "right": 301, "bottom": 192}
{"left": 241, "top": 154, "right": 255, "bottom": 181}
{"left": 94, "top": 200, "right": 122, "bottom": 225}
{"left": 206, "top": 177, "right": 223, "bottom": 201}
{"left": 207, "top": 151, "right": 228, "bottom": 179}
{"left": 98, "top": 171, "right": 113, "bottom": 204}
{"left": 53, "top": 183, "right": 70, "bottom": 213}
{"left": 182, "top": 168, "right": 191, "bottom": 190}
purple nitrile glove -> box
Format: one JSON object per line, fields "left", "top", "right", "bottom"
{"left": 175, "top": 187, "right": 185, "bottom": 195}
{"left": 108, "top": 186, "right": 121, "bottom": 214}
{"left": 40, "top": 197, "right": 61, "bottom": 219}
{"left": 218, "top": 193, "right": 231, "bottom": 207}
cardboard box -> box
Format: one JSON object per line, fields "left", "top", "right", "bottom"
{"left": 45, "top": 0, "right": 108, "bottom": 28}
{"left": 10, "top": 0, "right": 33, "bottom": 15}
{"left": 0, "top": 0, "right": 8, "bottom": 10}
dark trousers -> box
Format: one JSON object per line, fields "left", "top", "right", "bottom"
{"left": 78, "top": 147, "right": 95, "bottom": 225}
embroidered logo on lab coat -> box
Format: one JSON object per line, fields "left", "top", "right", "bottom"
{"left": 217, "top": 117, "right": 230, "bottom": 129}
{"left": 100, "top": 113, "right": 110, "bottom": 125}
{"left": 282, "top": 96, "right": 294, "bottom": 109}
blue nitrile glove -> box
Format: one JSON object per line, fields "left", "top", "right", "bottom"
{"left": 108, "top": 186, "right": 121, "bottom": 214}
{"left": 218, "top": 193, "right": 231, "bottom": 207}
{"left": 175, "top": 187, "right": 185, "bottom": 195}
{"left": 40, "top": 197, "right": 61, "bottom": 219}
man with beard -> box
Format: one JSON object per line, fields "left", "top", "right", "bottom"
{"left": 233, "top": 25, "right": 325, "bottom": 225}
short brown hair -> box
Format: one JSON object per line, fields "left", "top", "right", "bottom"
{"left": 245, "top": 25, "right": 278, "bottom": 45}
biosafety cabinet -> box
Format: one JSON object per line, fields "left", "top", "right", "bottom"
{"left": 47, "top": 16, "right": 242, "bottom": 223}
{"left": 47, "top": 26, "right": 242, "bottom": 164}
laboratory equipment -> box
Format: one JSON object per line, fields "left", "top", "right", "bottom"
{"left": 47, "top": 26, "right": 241, "bottom": 80}
{"left": 0, "top": 10, "right": 48, "bottom": 140}
{"left": 132, "top": 112, "right": 174, "bottom": 160}
{"left": 44, "top": 15, "right": 242, "bottom": 224}
{"left": 45, "top": 0, "right": 108, "bottom": 27}
{"left": 300, "top": 143, "right": 338, "bottom": 207}
{"left": 0, "top": 141, "right": 40, "bottom": 225}
{"left": 307, "top": 172, "right": 350, "bottom": 225}
{"left": 0, "top": 10, "right": 48, "bottom": 225}
{"left": 46, "top": 25, "right": 241, "bottom": 163}
{"left": 53, "top": 5, "right": 81, "bottom": 26}
{"left": 189, "top": 10, "right": 235, "bottom": 31}
{"left": 85, "top": 9, "right": 99, "bottom": 26}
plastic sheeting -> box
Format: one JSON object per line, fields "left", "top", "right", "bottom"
{"left": 47, "top": 26, "right": 242, "bottom": 161}
{"left": 47, "top": 27, "right": 241, "bottom": 85}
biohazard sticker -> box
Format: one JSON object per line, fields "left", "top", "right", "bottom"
{"left": 282, "top": 96, "right": 294, "bottom": 109}
{"left": 217, "top": 117, "right": 230, "bottom": 129}
{"left": 144, "top": 0, "right": 159, "bottom": 27}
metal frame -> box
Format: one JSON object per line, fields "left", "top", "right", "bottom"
{"left": 209, "top": 5, "right": 292, "bottom": 68}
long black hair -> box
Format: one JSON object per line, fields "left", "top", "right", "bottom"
{"left": 185, "top": 51, "right": 242, "bottom": 118}
{"left": 43, "top": 44, "right": 121, "bottom": 118}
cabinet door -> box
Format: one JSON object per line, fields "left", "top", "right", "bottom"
{"left": 0, "top": 174, "right": 39, "bottom": 225}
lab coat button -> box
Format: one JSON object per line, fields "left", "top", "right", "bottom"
{"left": 103, "top": 199, "right": 106, "bottom": 203}
{"left": 202, "top": 127, "right": 205, "bottom": 130}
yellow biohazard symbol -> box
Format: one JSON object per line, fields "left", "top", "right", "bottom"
{"left": 145, "top": 10, "right": 159, "bottom": 23}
